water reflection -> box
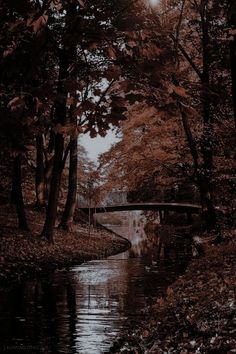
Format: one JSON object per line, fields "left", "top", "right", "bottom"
{"left": 0, "top": 211, "right": 190, "bottom": 354}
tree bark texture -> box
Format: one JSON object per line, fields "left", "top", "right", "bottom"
{"left": 179, "top": 104, "right": 216, "bottom": 231}
{"left": 41, "top": 53, "right": 69, "bottom": 242}
{"left": 200, "top": 5, "right": 213, "bottom": 171}
{"left": 35, "top": 134, "right": 46, "bottom": 209}
{"left": 229, "top": 1, "right": 236, "bottom": 128}
{"left": 41, "top": 2, "right": 77, "bottom": 241}
{"left": 11, "top": 155, "right": 29, "bottom": 230}
{"left": 41, "top": 132, "right": 65, "bottom": 242}
{"left": 59, "top": 135, "right": 77, "bottom": 230}
{"left": 58, "top": 3, "right": 78, "bottom": 231}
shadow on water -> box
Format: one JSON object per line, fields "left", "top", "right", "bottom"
{"left": 0, "top": 211, "right": 191, "bottom": 354}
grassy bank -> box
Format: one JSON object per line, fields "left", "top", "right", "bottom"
{"left": 0, "top": 204, "right": 131, "bottom": 283}
{"left": 112, "top": 229, "right": 236, "bottom": 353}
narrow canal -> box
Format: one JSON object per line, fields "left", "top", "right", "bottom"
{"left": 0, "top": 212, "right": 191, "bottom": 354}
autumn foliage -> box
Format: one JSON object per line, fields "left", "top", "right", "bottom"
{"left": 0, "top": 0, "right": 235, "bottom": 241}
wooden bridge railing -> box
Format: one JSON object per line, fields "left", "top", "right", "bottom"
{"left": 78, "top": 202, "right": 202, "bottom": 214}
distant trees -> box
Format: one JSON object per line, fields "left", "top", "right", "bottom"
{"left": 99, "top": 103, "right": 191, "bottom": 201}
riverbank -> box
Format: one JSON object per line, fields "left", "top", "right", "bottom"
{"left": 0, "top": 204, "right": 131, "bottom": 284}
{"left": 112, "top": 228, "right": 236, "bottom": 353}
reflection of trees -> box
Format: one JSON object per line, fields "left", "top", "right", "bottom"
{"left": 0, "top": 274, "right": 78, "bottom": 354}
{"left": 66, "top": 281, "right": 77, "bottom": 351}
{"left": 73, "top": 261, "right": 130, "bottom": 353}
{"left": 0, "top": 283, "right": 26, "bottom": 348}
{"left": 0, "top": 211, "right": 192, "bottom": 354}
{"left": 41, "top": 281, "right": 59, "bottom": 353}
{"left": 102, "top": 211, "right": 191, "bottom": 321}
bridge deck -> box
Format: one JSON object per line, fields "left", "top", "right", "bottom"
{"left": 79, "top": 202, "right": 202, "bottom": 214}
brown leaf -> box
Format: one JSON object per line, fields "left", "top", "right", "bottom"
{"left": 168, "top": 84, "right": 188, "bottom": 98}
{"left": 66, "top": 97, "right": 75, "bottom": 107}
{"left": 53, "top": 123, "right": 77, "bottom": 136}
{"left": 78, "top": 0, "right": 85, "bottom": 8}
{"left": 141, "top": 329, "right": 149, "bottom": 338}
{"left": 3, "top": 47, "right": 14, "bottom": 58}
{"left": 27, "top": 13, "right": 48, "bottom": 32}
{"left": 89, "top": 128, "right": 97, "bottom": 138}
{"left": 106, "top": 47, "right": 117, "bottom": 59}
{"left": 7, "top": 97, "right": 25, "bottom": 112}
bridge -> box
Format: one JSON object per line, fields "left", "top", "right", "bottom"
{"left": 79, "top": 202, "right": 202, "bottom": 214}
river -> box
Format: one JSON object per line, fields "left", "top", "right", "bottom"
{"left": 0, "top": 212, "right": 190, "bottom": 354}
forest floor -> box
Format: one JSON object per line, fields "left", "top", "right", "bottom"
{"left": 112, "top": 227, "right": 236, "bottom": 354}
{"left": 0, "top": 204, "right": 131, "bottom": 283}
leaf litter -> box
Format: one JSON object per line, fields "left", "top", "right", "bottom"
{"left": 111, "top": 229, "right": 236, "bottom": 354}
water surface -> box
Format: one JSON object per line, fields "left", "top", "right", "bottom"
{"left": 0, "top": 212, "right": 190, "bottom": 353}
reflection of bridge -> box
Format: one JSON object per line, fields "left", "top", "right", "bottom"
{"left": 79, "top": 203, "right": 202, "bottom": 214}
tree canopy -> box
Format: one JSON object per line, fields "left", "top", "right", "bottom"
{"left": 0, "top": 0, "right": 235, "bottom": 240}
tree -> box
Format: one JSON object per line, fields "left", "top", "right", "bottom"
{"left": 1, "top": 0, "right": 234, "bottom": 238}
{"left": 0, "top": 0, "right": 56, "bottom": 230}
{"left": 1, "top": 94, "right": 41, "bottom": 231}
{"left": 40, "top": 0, "right": 133, "bottom": 240}
{"left": 59, "top": 114, "right": 78, "bottom": 230}
{"left": 99, "top": 0, "right": 235, "bottom": 230}
{"left": 11, "top": 155, "right": 29, "bottom": 230}
{"left": 164, "top": 0, "right": 233, "bottom": 229}
{"left": 0, "top": 0, "right": 143, "bottom": 236}
{"left": 228, "top": 0, "right": 236, "bottom": 128}
{"left": 35, "top": 134, "right": 46, "bottom": 209}
{"left": 98, "top": 102, "right": 192, "bottom": 202}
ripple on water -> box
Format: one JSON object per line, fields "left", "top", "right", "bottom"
{"left": 0, "top": 213, "right": 190, "bottom": 354}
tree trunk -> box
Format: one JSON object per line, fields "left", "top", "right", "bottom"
{"left": 35, "top": 134, "right": 46, "bottom": 209}
{"left": 44, "top": 130, "right": 55, "bottom": 200}
{"left": 41, "top": 3, "right": 77, "bottom": 242}
{"left": 11, "top": 164, "right": 18, "bottom": 204}
{"left": 195, "top": 171, "right": 216, "bottom": 231}
{"left": 201, "top": 6, "right": 213, "bottom": 171}
{"left": 59, "top": 136, "right": 77, "bottom": 231}
{"left": 44, "top": 157, "right": 53, "bottom": 201}
{"left": 58, "top": 2, "right": 77, "bottom": 232}
{"left": 11, "top": 155, "right": 29, "bottom": 230}
{"left": 229, "top": 1, "right": 236, "bottom": 128}
{"left": 197, "top": 6, "right": 216, "bottom": 230}
{"left": 41, "top": 132, "right": 65, "bottom": 242}
{"left": 171, "top": 3, "right": 216, "bottom": 230}
{"left": 41, "top": 56, "right": 69, "bottom": 242}
{"left": 179, "top": 104, "right": 216, "bottom": 230}
{"left": 230, "top": 37, "right": 236, "bottom": 129}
